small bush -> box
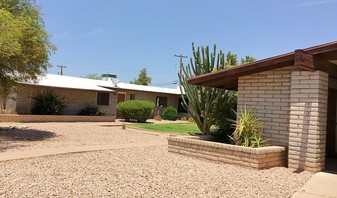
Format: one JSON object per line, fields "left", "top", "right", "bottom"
{"left": 79, "top": 105, "right": 103, "bottom": 116}
{"left": 230, "top": 107, "right": 268, "bottom": 148}
{"left": 31, "top": 92, "right": 66, "bottom": 115}
{"left": 188, "top": 117, "right": 195, "bottom": 123}
{"left": 117, "top": 100, "right": 154, "bottom": 123}
{"left": 162, "top": 106, "right": 178, "bottom": 121}
{"left": 154, "top": 115, "right": 162, "bottom": 121}
{"left": 180, "top": 116, "right": 187, "bottom": 121}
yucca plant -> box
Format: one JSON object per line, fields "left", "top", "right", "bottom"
{"left": 230, "top": 107, "right": 267, "bottom": 147}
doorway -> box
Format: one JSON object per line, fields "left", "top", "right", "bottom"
{"left": 325, "top": 88, "right": 337, "bottom": 172}
{"left": 116, "top": 93, "right": 126, "bottom": 118}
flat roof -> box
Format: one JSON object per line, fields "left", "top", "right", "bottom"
{"left": 22, "top": 74, "right": 181, "bottom": 95}
{"left": 187, "top": 41, "right": 337, "bottom": 90}
{"left": 110, "top": 82, "right": 181, "bottom": 95}
{"left": 22, "top": 74, "right": 115, "bottom": 92}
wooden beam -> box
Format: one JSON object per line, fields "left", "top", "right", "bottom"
{"left": 305, "top": 41, "right": 337, "bottom": 54}
{"left": 294, "top": 50, "right": 315, "bottom": 70}
{"left": 314, "top": 54, "right": 337, "bottom": 79}
{"left": 199, "top": 77, "right": 238, "bottom": 88}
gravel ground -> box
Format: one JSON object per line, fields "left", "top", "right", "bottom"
{"left": 0, "top": 122, "right": 313, "bottom": 197}
{"left": 0, "top": 146, "right": 312, "bottom": 197}
{"left": 0, "top": 122, "right": 168, "bottom": 152}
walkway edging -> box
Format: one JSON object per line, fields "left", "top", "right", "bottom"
{"left": 0, "top": 142, "right": 166, "bottom": 162}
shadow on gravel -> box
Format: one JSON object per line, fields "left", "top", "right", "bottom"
{"left": 0, "top": 127, "right": 56, "bottom": 141}
{"left": 0, "top": 127, "right": 57, "bottom": 152}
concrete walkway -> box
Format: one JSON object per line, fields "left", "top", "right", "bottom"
{"left": 0, "top": 142, "right": 166, "bottom": 162}
{"left": 292, "top": 172, "right": 337, "bottom": 198}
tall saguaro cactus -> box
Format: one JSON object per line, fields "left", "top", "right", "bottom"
{"left": 179, "top": 43, "right": 227, "bottom": 134}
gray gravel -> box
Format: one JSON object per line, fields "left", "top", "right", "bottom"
{"left": 0, "top": 122, "right": 313, "bottom": 197}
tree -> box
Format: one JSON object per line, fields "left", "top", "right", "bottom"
{"left": 86, "top": 73, "right": 102, "bottom": 80}
{"left": 130, "top": 68, "right": 152, "bottom": 86}
{"left": 0, "top": 0, "right": 55, "bottom": 107}
{"left": 241, "top": 56, "right": 256, "bottom": 64}
{"left": 225, "top": 51, "right": 238, "bottom": 67}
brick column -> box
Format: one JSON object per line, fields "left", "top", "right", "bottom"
{"left": 288, "top": 70, "right": 328, "bottom": 172}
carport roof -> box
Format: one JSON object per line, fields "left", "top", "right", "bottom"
{"left": 187, "top": 41, "right": 337, "bottom": 90}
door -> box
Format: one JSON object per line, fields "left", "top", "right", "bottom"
{"left": 326, "top": 88, "right": 337, "bottom": 157}
{"left": 116, "top": 93, "right": 126, "bottom": 118}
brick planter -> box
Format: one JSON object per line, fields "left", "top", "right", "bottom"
{"left": 168, "top": 135, "right": 286, "bottom": 169}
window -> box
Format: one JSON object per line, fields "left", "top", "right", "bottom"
{"left": 97, "top": 92, "right": 110, "bottom": 105}
{"left": 178, "top": 97, "right": 188, "bottom": 113}
{"left": 155, "top": 96, "right": 168, "bottom": 107}
{"left": 130, "top": 94, "right": 135, "bottom": 100}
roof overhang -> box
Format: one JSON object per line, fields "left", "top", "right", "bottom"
{"left": 187, "top": 41, "right": 337, "bottom": 90}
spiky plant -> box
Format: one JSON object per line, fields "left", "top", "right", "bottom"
{"left": 230, "top": 107, "right": 267, "bottom": 147}
{"left": 179, "top": 43, "right": 227, "bottom": 134}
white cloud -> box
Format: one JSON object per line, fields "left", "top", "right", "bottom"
{"left": 88, "top": 28, "right": 104, "bottom": 36}
{"left": 290, "top": 0, "right": 337, "bottom": 7}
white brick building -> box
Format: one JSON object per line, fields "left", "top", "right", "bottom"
{"left": 188, "top": 41, "right": 337, "bottom": 172}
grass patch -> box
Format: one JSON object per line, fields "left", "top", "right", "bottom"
{"left": 130, "top": 123, "right": 202, "bottom": 135}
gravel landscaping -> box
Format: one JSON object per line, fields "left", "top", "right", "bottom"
{"left": 0, "top": 122, "right": 313, "bottom": 197}
{"left": 0, "top": 122, "right": 167, "bottom": 152}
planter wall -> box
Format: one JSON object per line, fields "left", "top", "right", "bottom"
{"left": 168, "top": 135, "right": 286, "bottom": 169}
{"left": 0, "top": 114, "right": 115, "bottom": 123}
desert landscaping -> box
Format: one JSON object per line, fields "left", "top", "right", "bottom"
{"left": 0, "top": 122, "right": 313, "bottom": 197}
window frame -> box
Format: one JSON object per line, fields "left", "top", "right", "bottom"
{"left": 129, "top": 93, "right": 135, "bottom": 100}
{"left": 97, "top": 92, "right": 110, "bottom": 106}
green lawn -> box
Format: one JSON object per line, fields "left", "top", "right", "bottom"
{"left": 130, "top": 123, "right": 202, "bottom": 135}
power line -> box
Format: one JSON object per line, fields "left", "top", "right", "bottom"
{"left": 151, "top": 80, "right": 179, "bottom": 86}
{"left": 174, "top": 54, "right": 188, "bottom": 77}
{"left": 57, "top": 65, "right": 66, "bottom": 75}
{"left": 51, "top": 60, "right": 176, "bottom": 74}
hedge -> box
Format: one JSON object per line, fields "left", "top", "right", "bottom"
{"left": 162, "top": 106, "right": 178, "bottom": 121}
{"left": 117, "top": 100, "right": 154, "bottom": 123}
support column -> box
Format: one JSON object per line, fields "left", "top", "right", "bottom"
{"left": 288, "top": 70, "right": 328, "bottom": 172}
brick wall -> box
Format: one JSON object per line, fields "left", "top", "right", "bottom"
{"left": 168, "top": 135, "right": 286, "bottom": 169}
{"left": 237, "top": 66, "right": 298, "bottom": 147}
{"left": 288, "top": 71, "right": 328, "bottom": 172}
{"left": 0, "top": 92, "right": 16, "bottom": 113}
{"left": 15, "top": 84, "right": 116, "bottom": 116}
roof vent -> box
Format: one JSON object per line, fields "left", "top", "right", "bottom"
{"left": 101, "top": 73, "right": 119, "bottom": 87}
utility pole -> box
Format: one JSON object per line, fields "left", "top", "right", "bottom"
{"left": 57, "top": 65, "right": 66, "bottom": 75}
{"left": 174, "top": 54, "right": 188, "bottom": 77}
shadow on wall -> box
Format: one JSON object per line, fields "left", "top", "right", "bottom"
{"left": 0, "top": 127, "right": 56, "bottom": 152}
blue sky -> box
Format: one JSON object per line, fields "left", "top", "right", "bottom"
{"left": 37, "top": 0, "right": 337, "bottom": 87}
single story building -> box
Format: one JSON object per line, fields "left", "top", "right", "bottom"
{"left": 188, "top": 41, "right": 337, "bottom": 172}
{"left": 1, "top": 74, "right": 185, "bottom": 117}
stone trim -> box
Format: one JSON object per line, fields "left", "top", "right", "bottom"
{"left": 0, "top": 114, "right": 116, "bottom": 123}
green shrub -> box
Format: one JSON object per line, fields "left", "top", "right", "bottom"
{"left": 230, "top": 107, "right": 268, "bottom": 148}
{"left": 31, "top": 92, "right": 66, "bottom": 115}
{"left": 79, "top": 105, "right": 103, "bottom": 116}
{"left": 117, "top": 100, "right": 154, "bottom": 123}
{"left": 180, "top": 116, "right": 187, "bottom": 121}
{"left": 162, "top": 106, "right": 178, "bottom": 121}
